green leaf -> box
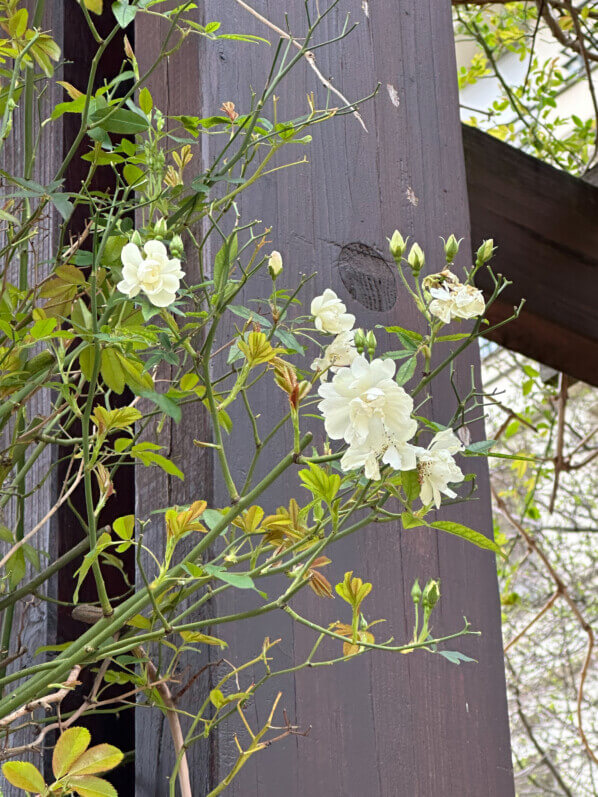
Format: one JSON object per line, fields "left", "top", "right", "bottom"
{"left": 51, "top": 95, "right": 88, "bottom": 120}
{"left": 84, "top": 0, "right": 103, "bottom": 13}
{"left": 464, "top": 439, "right": 495, "bottom": 455}
{"left": 6, "top": 548, "right": 25, "bottom": 590}
{"left": 438, "top": 649, "right": 477, "bottom": 665}
{"left": 100, "top": 348, "right": 125, "bottom": 394}
{"left": 112, "top": 0, "right": 137, "bottom": 28}
{"left": 2, "top": 762, "right": 46, "bottom": 793}
{"left": 401, "top": 469, "right": 420, "bottom": 502}
{"left": 55, "top": 263, "right": 86, "bottom": 285}
{"left": 52, "top": 727, "right": 91, "bottom": 779}
{"left": 113, "top": 515, "right": 134, "bottom": 541}
{"left": 139, "top": 390, "right": 182, "bottom": 423}
{"left": 435, "top": 333, "right": 471, "bottom": 342}
{"left": 30, "top": 317, "right": 57, "bottom": 339}
{"left": 395, "top": 354, "right": 417, "bottom": 386}
{"left": 204, "top": 564, "right": 265, "bottom": 597}
{"left": 68, "top": 744, "right": 124, "bottom": 775}
{"left": 213, "top": 232, "right": 238, "bottom": 300}
{"left": 90, "top": 107, "right": 148, "bottom": 135}
{"left": 381, "top": 349, "right": 414, "bottom": 361}
{"left": 0, "top": 526, "right": 13, "bottom": 544}
{"left": 9, "top": 7, "right": 28, "bottom": 38}
{"left": 0, "top": 207, "right": 19, "bottom": 224}
{"left": 209, "top": 688, "right": 249, "bottom": 709}
{"left": 383, "top": 325, "right": 422, "bottom": 348}
{"left": 227, "top": 304, "right": 271, "bottom": 327}
{"left": 115, "top": 351, "right": 153, "bottom": 394}
{"left": 123, "top": 163, "right": 145, "bottom": 187}
{"left": 273, "top": 327, "right": 304, "bottom": 353}
{"left": 180, "top": 631, "right": 227, "bottom": 647}
{"left": 81, "top": 151, "right": 125, "bottom": 165}
{"left": 70, "top": 774, "right": 118, "bottom": 797}
{"left": 50, "top": 192, "right": 74, "bottom": 220}
{"left": 138, "top": 86, "right": 152, "bottom": 114}
{"left": 209, "top": 688, "right": 226, "bottom": 709}
{"left": 299, "top": 463, "right": 341, "bottom": 505}
{"left": 146, "top": 453, "right": 184, "bottom": 480}
{"left": 429, "top": 521, "right": 505, "bottom": 558}
{"left": 401, "top": 511, "right": 423, "bottom": 529}
{"left": 216, "top": 407, "right": 232, "bottom": 434}
{"left": 73, "top": 532, "right": 111, "bottom": 603}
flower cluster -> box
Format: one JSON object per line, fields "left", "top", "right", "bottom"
{"left": 309, "top": 289, "right": 358, "bottom": 380}
{"left": 423, "top": 269, "right": 485, "bottom": 324}
{"left": 311, "top": 288, "right": 467, "bottom": 506}
{"left": 117, "top": 239, "right": 184, "bottom": 307}
{"left": 318, "top": 355, "right": 418, "bottom": 480}
{"left": 416, "top": 429, "right": 464, "bottom": 508}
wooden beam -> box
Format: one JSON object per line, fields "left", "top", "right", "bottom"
{"left": 463, "top": 125, "right": 598, "bottom": 386}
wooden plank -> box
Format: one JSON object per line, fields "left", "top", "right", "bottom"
{"left": 0, "top": 4, "right": 65, "bottom": 793}
{"left": 194, "top": 2, "right": 513, "bottom": 795}
{"left": 463, "top": 124, "right": 598, "bottom": 386}
{"left": 133, "top": 9, "right": 215, "bottom": 797}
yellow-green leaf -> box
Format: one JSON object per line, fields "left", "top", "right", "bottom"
{"left": 69, "top": 743, "right": 124, "bottom": 776}
{"left": 83, "top": 0, "right": 103, "bottom": 14}
{"left": 112, "top": 514, "right": 134, "bottom": 540}
{"left": 55, "top": 263, "right": 85, "bottom": 285}
{"left": 429, "top": 521, "right": 506, "bottom": 558}
{"left": 179, "top": 631, "right": 227, "bottom": 647}
{"left": 52, "top": 726, "right": 91, "bottom": 778}
{"left": 70, "top": 774, "right": 118, "bottom": 797}
{"left": 138, "top": 87, "right": 153, "bottom": 115}
{"left": 79, "top": 345, "right": 95, "bottom": 382}
{"left": 115, "top": 351, "right": 153, "bottom": 393}
{"left": 100, "top": 348, "right": 125, "bottom": 394}
{"left": 2, "top": 761, "right": 46, "bottom": 792}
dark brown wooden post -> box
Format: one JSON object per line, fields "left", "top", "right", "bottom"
{"left": 0, "top": 6, "right": 64, "bottom": 793}
{"left": 136, "top": 2, "right": 514, "bottom": 794}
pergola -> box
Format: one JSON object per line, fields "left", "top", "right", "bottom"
{"left": 7, "top": 2, "right": 597, "bottom": 795}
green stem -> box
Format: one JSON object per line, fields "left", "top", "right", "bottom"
{"left": 0, "top": 435, "right": 312, "bottom": 717}
{"left": 0, "top": 539, "right": 89, "bottom": 613}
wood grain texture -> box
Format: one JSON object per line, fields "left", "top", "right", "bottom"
{"left": 133, "top": 9, "right": 215, "bottom": 797}
{"left": 0, "top": 4, "right": 65, "bottom": 793}
{"left": 136, "top": 2, "right": 514, "bottom": 794}
{"left": 463, "top": 125, "right": 598, "bottom": 386}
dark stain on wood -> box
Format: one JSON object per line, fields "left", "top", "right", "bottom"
{"left": 337, "top": 242, "right": 397, "bottom": 311}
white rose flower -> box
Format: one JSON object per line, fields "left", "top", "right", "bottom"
{"left": 311, "top": 331, "right": 358, "bottom": 379}
{"left": 318, "top": 356, "right": 417, "bottom": 477}
{"left": 451, "top": 283, "right": 486, "bottom": 319}
{"left": 428, "top": 285, "right": 456, "bottom": 324}
{"left": 117, "top": 240, "right": 185, "bottom": 308}
{"left": 416, "top": 428, "right": 464, "bottom": 509}
{"left": 426, "top": 270, "right": 485, "bottom": 323}
{"left": 310, "top": 289, "right": 355, "bottom": 334}
{"left": 340, "top": 426, "right": 418, "bottom": 480}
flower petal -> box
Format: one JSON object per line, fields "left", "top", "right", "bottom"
{"left": 143, "top": 239, "right": 168, "bottom": 262}
{"left": 121, "top": 242, "right": 143, "bottom": 268}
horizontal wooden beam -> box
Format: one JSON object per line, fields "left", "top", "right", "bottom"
{"left": 463, "top": 125, "right": 598, "bottom": 387}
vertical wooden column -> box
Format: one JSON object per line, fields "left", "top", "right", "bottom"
{"left": 133, "top": 9, "right": 215, "bottom": 796}
{"left": 137, "top": 1, "right": 514, "bottom": 794}
{"left": 0, "top": 5, "right": 64, "bottom": 794}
